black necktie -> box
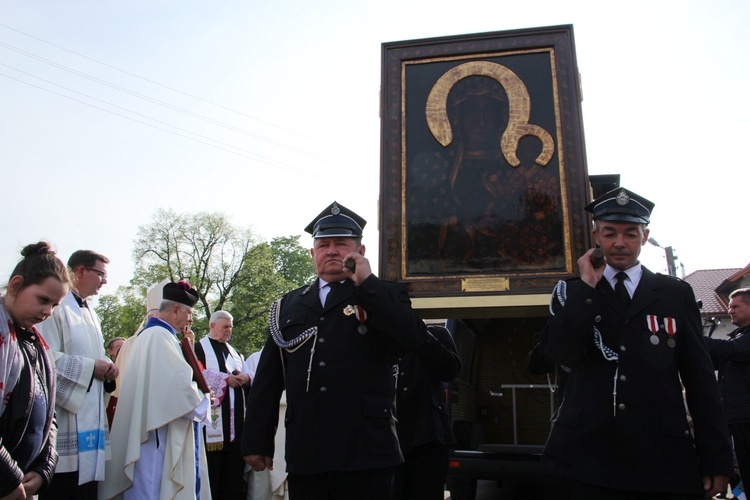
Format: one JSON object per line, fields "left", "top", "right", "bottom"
{"left": 615, "top": 272, "right": 631, "bottom": 307}
{"left": 323, "top": 281, "right": 340, "bottom": 307}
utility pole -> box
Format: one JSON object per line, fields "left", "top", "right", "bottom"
{"left": 664, "top": 246, "right": 677, "bottom": 277}
{"left": 648, "top": 238, "right": 678, "bottom": 277}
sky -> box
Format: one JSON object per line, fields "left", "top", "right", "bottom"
{"left": 1, "top": 0, "right": 748, "bottom": 297}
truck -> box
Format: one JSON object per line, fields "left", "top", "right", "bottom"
{"left": 378, "top": 25, "right": 604, "bottom": 499}
{"left": 442, "top": 313, "right": 560, "bottom": 500}
{"left": 419, "top": 175, "right": 618, "bottom": 500}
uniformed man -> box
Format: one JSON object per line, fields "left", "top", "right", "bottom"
{"left": 394, "top": 324, "right": 460, "bottom": 500}
{"left": 242, "top": 201, "right": 423, "bottom": 500}
{"left": 541, "top": 187, "right": 734, "bottom": 499}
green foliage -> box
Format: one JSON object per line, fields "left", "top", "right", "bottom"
{"left": 99, "top": 208, "right": 316, "bottom": 361}
{"left": 131, "top": 208, "right": 257, "bottom": 322}
{"left": 96, "top": 285, "right": 147, "bottom": 343}
{"left": 270, "top": 235, "right": 316, "bottom": 284}
{"left": 224, "top": 236, "right": 315, "bottom": 357}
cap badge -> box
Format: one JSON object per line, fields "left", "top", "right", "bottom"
{"left": 331, "top": 203, "right": 341, "bottom": 215}
{"left": 616, "top": 190, "right": 630, "bottom": 206}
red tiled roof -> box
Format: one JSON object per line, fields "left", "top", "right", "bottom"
{"left": 727, "top": 263, "right": 750, "bottom": 283}
{"left": 684, "top": 268, "right": 742, "bottom": 314}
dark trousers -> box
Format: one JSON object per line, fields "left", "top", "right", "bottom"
{"left": 394, "top": 441, "right": 448, "bottom": 500}
{"left": 288, "top": 466, "right": 395, "bottom": 500}
{"left": 731, "top": 422, "right": 750, "bottom": 486}
{"left": 206, "top": 448, "right": 247, "bottom": 500}
{"left": 39, "top": 471, "right": 98, "bottom": 500}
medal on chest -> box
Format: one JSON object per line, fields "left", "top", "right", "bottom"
{"left": 647, "top": 315, "right": 660, "bottom": 345}
{"left": 344, "top": 305, "right": 368, "bottom": 334}
{"left": 646, "top": 315, "right": 678, "bottom": 348}
{"left": 664, "top": 317, "right": 677, "bottom": 348}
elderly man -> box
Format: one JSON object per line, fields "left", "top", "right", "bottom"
{"left": 38, "top": 249, "right": 116, "bottom": 500}
{"left": 541, "top": 187, "right": 734, "bottom": 499}
{"left": 106, "top": 280, "right": 169, "bottom": 430}
{"left": 195, "top": 310, "right": 251, "bottom": 499}
{"left": 100, "top": 280, "right": 211, "bottom": 500}
{"left": 242, "top": 201, "right": 423, "bottom": 500}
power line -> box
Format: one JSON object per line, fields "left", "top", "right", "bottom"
{"left": 0, "top": 40, "right": 339, "bottom": 164}
{"left": 0, "top": 22, "right": 357, "bottom": 153}
{"left": 0, "top": 70, "right": 349, "bottom": 185}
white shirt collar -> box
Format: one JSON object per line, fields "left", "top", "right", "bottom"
{"left": 603, "top": 263, "right": 643, "bottom": 295}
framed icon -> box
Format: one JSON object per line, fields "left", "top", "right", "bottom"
{"left": 380, "top": 25, "right": 592, "bottom": 297}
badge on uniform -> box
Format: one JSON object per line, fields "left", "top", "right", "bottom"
{"left": 646, "top": 315, "right": 660, "bottom": 345}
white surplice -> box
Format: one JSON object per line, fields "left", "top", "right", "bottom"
{"left": 37, "top": 291, "right": 110, "bottom": 483}
{"left": 99, "top": 318, "right": 211, "bottom": 500}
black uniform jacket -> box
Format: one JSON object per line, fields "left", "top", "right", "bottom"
{"left": 705, "top": 326, "right": 750, "bottom": 425}
{"left": 543, "top": 267, "right": 733, "bottom": 495}
{"left": 395, "top": 325, "right": 460, "bottom": 453}
{"left": 241, "top": 275, "right": 422, "bottom": 474}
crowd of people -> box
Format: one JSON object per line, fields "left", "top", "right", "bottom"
{"left": 0, "top": 201, "right": 460, "bottom": 500}
{"left": 1, "top": 193, "right": 747, "bottom": 500}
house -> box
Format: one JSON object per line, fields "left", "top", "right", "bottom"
{"left": 684, "top": 264, "right": 750, "bottom": 339}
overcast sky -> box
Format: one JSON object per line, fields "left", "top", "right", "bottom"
{"left": 1, "top": 0, "right": 748, "bottom": 296}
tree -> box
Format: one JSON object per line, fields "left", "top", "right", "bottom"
{"left": 225, "top": 236, "right": 316, "bottom": 356}
{"left": 223, "top": 242, "right": 287, "bottom": 355}
{"left": 97, "top": 285, "right": 147, "bottom": 343}
{"left": 116, "top": 208, "right": 315, "bottom": 358}
{"left": 131, "top": 208, "right": 257, "bottom": 324}
{"left": 270, "top": 235, "right": 317, "bottom": 285}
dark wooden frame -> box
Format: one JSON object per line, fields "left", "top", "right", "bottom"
{"left": 379, "top": 25, "right": 592, "bottom": 298}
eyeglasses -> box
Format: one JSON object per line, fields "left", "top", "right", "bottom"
{"left": 85, "top": 267, "right": 108, "bottom": 280}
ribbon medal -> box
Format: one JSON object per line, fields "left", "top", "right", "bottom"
{"left": 343, "top": 305, "right": 368, "bottom": 334}
{"left": 663, "top": 317, "right": 677, "bottom": 348}
{"left": 355, "top": 306, "right": 368, "bottom": 334}
{"left": 646, "top": 314, "right": 660, "bottom": 345}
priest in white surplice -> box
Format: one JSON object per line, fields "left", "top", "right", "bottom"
{"left": 37, "top": 249, "right": 116, "bottom": 499}
{"left": 100, "top": 280, "right": 212, "bottom": 500}
{"left": 195, "top": 310, "right": 251, "bottom": 499}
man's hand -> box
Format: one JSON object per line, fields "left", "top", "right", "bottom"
{"left": 182, "top": 327, "right": 195, "bottom": 348}
{"left": 577, "top": 248, "right": 606, "bottom": 289}
{"left": 93, "top": 359, "right": 118, "bottom": 382}
{"left": 703, "top": 474, "right": 730, "bottom": 498}
{"left": 21, "top": 472, "right": 42, "bottom": 496}
{"left": 0, "top": 482, "right": 26, "bottom": 500}
{"left": 227, "top": 372, "right": 250, "bottom": 388}
{"left": 244, "top": 454, "right": 273, "bottom": 471}
{"left": 342, "top": 253, "right": 371, "bottom": 285}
